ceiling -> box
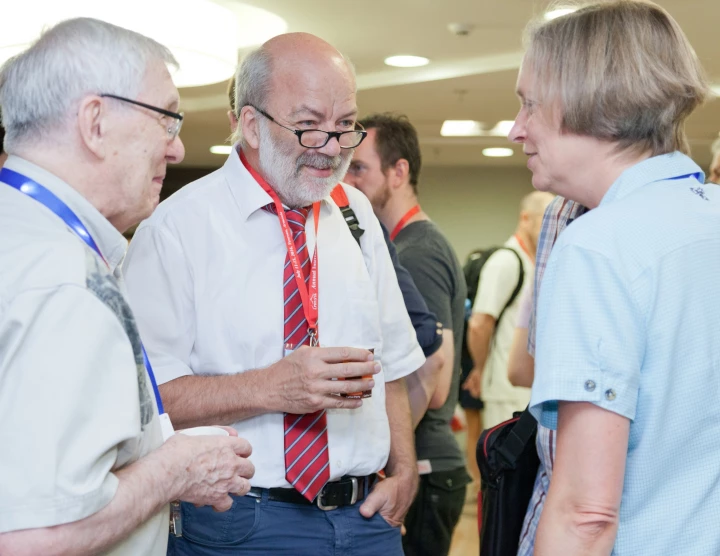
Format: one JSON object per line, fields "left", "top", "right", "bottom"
{"left": 177, "top": 0, "right": 720, "bottom": 169}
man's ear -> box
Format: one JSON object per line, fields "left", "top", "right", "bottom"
{"left": 390, "top": 159, "right": 410, "bottom": 189}
{"left": 240, "top": 106, "right": 260, "bottom": 149}
{"left": 77, "top": 95, "right": 107, "bottom": 159}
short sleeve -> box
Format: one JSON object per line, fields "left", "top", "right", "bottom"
{"left": 472, "top": 249, "right": 523, "bottom": 318}
{"left": 381, "top": 223, "right": 442, "bottom": 357}
{"left": 530, "top": 243, "right": 644, "bottom": 429}
{"left": 124, "top": 223, "right": 196, "bottom": 384}
{"left": 0, "top": 286, "right": 142, "bottom": 532}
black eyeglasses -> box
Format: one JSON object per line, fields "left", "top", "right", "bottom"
{"left": 100, "top": 93, "right": 184, "bottom": 140}
{"left": 249, "top": 105, "right": 366, "bottom": 149}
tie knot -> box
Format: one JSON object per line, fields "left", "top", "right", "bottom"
{"left": 265, "top": 204, "right": 309, "bottom": 233}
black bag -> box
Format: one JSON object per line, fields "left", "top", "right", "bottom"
{"left": 477, "top": 409, "right": 540, "bottom": 556}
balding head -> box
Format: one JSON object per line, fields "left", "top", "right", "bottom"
{"left": 520, "top": 191, "right": 555, "bottom": 216}
{"left": 234, "top": 33, "right": 359, "bottom": 208}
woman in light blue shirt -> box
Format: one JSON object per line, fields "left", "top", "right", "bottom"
{"left": 508, "top": 1, "right": 719, "bottom": 554}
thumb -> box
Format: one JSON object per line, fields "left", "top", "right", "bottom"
{"left": 359, "top": 488, "right": 385, "bottom": 518}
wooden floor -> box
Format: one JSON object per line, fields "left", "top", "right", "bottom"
{"left": 449, "top": 494, "right": 479, "bottom": 556}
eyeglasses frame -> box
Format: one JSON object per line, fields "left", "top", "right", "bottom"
{"left": 100, "top": 93, "right": 184, "bottom": 140}
{"left": 248, "top": 104, "right": 366, "bottom": 149}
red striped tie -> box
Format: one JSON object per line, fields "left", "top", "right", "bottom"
{"left": 266, "top": 204, "right": 330, "bottom": 501}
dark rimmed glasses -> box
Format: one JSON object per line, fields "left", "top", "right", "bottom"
{"left": 249, "top": 105, "right": 366, "bottom": 149}
{"left": 101, "top": 93, "right": 184, "bottom": 140}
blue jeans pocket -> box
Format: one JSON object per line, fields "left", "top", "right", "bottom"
{"left": 180, "top": 496, "right": 260, "bottom": 547}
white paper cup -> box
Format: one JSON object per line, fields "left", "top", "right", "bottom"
{"left": 178, "top": 426, "right": 230, "bottom": 437}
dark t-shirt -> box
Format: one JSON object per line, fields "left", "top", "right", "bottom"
{"left": 394, "top": 220, "right": 467, "bottom": 471}
{"left": 380, "top": 222, "right": 442, "bottom": 357}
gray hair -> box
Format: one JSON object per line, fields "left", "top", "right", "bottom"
{"left": 0, "top": 17, "right": 176, "bottom": 152}
{"left": 523, "top": 0, "right": 709, "bottom": 157}
{"left": 231, "top": 46, "right": 274, "bottom": 145}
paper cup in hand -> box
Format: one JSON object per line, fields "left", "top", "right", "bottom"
{"left": 178, "top": 426, "right": 230, "bottom": 437}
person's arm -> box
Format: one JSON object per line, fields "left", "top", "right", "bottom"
{"left": 428, "top": 328, "right": 455, "bottom": 408}
{"left": 507, "top": 327, "right": 534, "bottom": 387}
{"left": 535, "top": 402, "right": 629, "bottom": 555}
{"left": 463, "top": 313, "right": 496, "bottom": 397}
{"left": 360, "top": 377, "right": 419, "bottom": 526}
{"left": 406, "top": 347, "right": 444, "bottom": 427}
{"left": 0, "top": 433, "right": 254, "bottom": 556}
{"left": 463, "top": 250, "right": 521, "bottom": 397}
{"left": 160, "top": 346, "right": 380, "bottom": 429}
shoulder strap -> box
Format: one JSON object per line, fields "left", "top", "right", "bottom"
{"left": 330, "top": 185, "right": 365, "bottom": 247}
{"left": 494, "top": 247, "right": 524, "bottom": 327}
{"left": 496, "top": 408, "right": 537, "bottom": 470}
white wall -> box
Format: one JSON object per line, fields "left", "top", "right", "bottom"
{"left": 418, "top": 166, "right": 536, "bottom": 263}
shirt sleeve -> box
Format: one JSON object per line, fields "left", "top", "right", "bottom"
{"left": 381, "top": 223, "right": 442, "bottom": 357}
{"left": 531, "top": 243, "right": 644, "bottom": 429}
{"left": 123, "top": 222, "right": 196, "bottom": 385}
{"left": 363, "top": 211, "right": 426, "bottom": 382}
{"left": 472, "top": 249, "right": 524, "bottom": 318}
{"left": 0, "top": 285, "right": 142, "bottom": 533}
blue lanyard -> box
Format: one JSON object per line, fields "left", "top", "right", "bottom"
{"left": 0, "top": 167, "right": 165, "bottom": 415}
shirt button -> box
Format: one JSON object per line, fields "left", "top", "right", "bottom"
{"left": 584, "top": 380, "right": 596, "bottom": 392}
{"left": 605, "top": 389, "right": 616, "bottom": 401}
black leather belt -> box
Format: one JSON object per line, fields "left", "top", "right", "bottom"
{"left": 247, "top": 474, "right": 377, "bottom": 511}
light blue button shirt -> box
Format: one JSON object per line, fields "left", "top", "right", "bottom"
{"left": 532, "top": 152, "right": 720, "bottom": 555}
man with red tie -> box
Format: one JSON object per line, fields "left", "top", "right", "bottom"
{"left": 123, "top": 32, "right": 424, "bottom": 554}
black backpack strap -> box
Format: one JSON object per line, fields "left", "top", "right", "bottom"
{"left": 339, "top": 205, "right": 365, "bottom": 247}
{"left": 494, "top": 247, "right": 525, "bottom": 327}
{"left": 496, "top": 409, "right": 537, "bottom": 470}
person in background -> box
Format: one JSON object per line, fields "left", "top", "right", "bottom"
{"left": 124, "top": 33, "right": 424, "bottom": 555}
{"left": 462, "top": 191, "right": 553, "bottom": 494}
{"left": 226, "top": 78, "right": 446, "bottom": 427}
{"left": 510, "top": 1, "right": 718, "bottom": 553}
{"left": 344, "top": 113, "right": 470, "bottom": 556}
{"left": 708, "top": 135, "right": 720, "bottom": 183}
{"left": 0, "top": 18, "right": 254, "bottom": 556}
{"left": 506, "top": 287, "right": 534, "bottom": 388}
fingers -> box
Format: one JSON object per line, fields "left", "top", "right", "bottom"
{"left": 236, "top": 457, "right": 256, "bottom": 481}
{"left": 228, "top": 436, "right": 253, "bottom": 458}
{"left": 218, "top": 426, "right": 238, "bottom": 437}
{"left": 229, "top": 476, "right": 252, "bottom": 497}
{"left": 318, "top": 361, "right": 380, "bottom": 380}
{"left": 317, "top": 346, "right": 374, "bottom": 364}
{"left": 359, "top": 489, "right": 386, "bottom": 519}
{"left": 211, "top": 495, "right": 234, "bottom": 512}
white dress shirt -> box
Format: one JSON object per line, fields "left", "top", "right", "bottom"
{"left": 124, "top": 147, "right": 425, "bottom": 488}
{"left": 0, "top": 156, "right": 166, "bottom": 555}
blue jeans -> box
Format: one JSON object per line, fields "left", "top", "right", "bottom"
{"left": 167, "top": 489, "right": 402, "bottom": 555}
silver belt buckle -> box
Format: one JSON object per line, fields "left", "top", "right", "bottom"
{"left": 316, "top": 477, "right": 358, "bottom": 511}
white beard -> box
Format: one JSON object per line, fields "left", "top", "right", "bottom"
{"left": 257, "top": 120, "right": 353, "bottom": 208}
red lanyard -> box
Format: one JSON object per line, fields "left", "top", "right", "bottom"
{"left": 240, "top": 150, "right": 321, "bottom": 345}
{"left": 514, "top": 233, "right": 533, "bottom": 259}
{"left": 390, "top": 204, "right": 421, "bottom": 241}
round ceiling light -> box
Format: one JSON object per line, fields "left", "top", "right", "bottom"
{"left": 0, "top": 1, "right": 287, "bottom": 88}
{"left": 384, "top": 55, "right": 430, "bottom": 68}
{"left": 482, "top": 148, "right": 514, "bottom": 158}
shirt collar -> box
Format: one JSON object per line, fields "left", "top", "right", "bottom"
{"left": 3, "top": 155, "right": 128, "bottom": 273}
{"left": 222, "top": 144, "right": 333, "bottom": 222}
{"left": 600, "top": 152, "right": 704, "bottom": 207}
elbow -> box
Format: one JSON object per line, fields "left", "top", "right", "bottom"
{"left": 566, "top": 502, "right": 620, "bottom": 545}
{"left": 426, "top": 352, "right": 447, "bottom": 409}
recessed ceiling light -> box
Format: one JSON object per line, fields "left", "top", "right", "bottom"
{"left": 490, "top": 120, "right": 516, "bottom": 137}
{"left": 210, "top": 145, "right": 233, "bottom": 155}
{"left": 384, "top": 55, "right": 430, "bottom": 68}
{"left": 441, "top": 120, "right": 484, "bottom": 136}
{"left": 544, "top": 7, "right": 578, "bottom": 20}
{"left": 482, "top": 147, "right": 514, "bottom": 158}
{"left": 0, "top": 1, "right": 287, "bottom": 88}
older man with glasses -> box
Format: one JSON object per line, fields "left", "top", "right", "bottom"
{"left": 123, "top": 32, "right": 425, "bottom": 554}
{"left": 0, "top": 18, "right": 255, "bottom": 556}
